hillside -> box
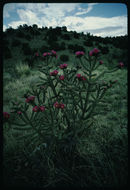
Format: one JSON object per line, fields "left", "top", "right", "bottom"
{"left": 3, "top": 25, "right": 128, "bottom": 73}
{"left": 3, "top": 25, "right": 128, "bottom": 188}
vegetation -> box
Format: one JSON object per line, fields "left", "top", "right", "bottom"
{"left": 3, "top": 25, "right": 128, "bottom": 188}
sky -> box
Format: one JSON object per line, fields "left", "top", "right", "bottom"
{"left": 3, "top": 3, "right": 128, "bottom": 37}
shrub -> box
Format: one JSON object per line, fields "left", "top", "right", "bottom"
{"left": 100, "top": 46, "right": 109, "bottom": 54}
{"left": 16, "top": 31, "right": 26, "bottom": 38}
{"left": 22, "top": 43, "right": 32, "bottom": 55}
{"left": 60, "top": 42, "right": 66, "bottom": 50}
{"left": 3, "top": 39, "right": 9, "bottom": 46}
{"left": 68, "top": 44, "right": 75, "bottom": 51}
{"left": 39, "top": 45, "right": 50, "bottom": 54}
{"left": 60, "top": 54, "right": 69, "bottom": 62}
{"left": 5, "top": 27, "right": 15, "bottom": 35}
{"left": 67, "top": 44, "right": 86, "bottom": 53}
{"left": 62, "top": 34, "right": 70, "bottom": 40}
{"left": 73, "top": 32, "right": 79, "bottom": 39}
{"left": 48, "top": 42, "right": 61, "bottom": 51}
{"left": 24, "top": 34, "right": 32, "bottom": 41}
{"left": 11, "top": 39, "right": 21, "bottom": 47}
{"left": 4, "top": 48, "right": 124, "bottom": 188}
{"left": 4, "top": 46, "right": 12, "bottom": 59}
{"left": 83, "top": 40, "right": 93, "bottom": 47}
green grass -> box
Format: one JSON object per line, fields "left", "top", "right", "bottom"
{"left": 3, "top": 29, "right": 128, "bottom": 188}
{"left": 15, "top": 62, "right": 31, "bottom": 77}
{"left": 3, "top": 63, "right": 128, "bottom": 188}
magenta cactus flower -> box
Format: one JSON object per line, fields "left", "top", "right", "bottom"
{"left": 93, "top": 48, "right": 100, "bottom": 54}
{"left": 54, "top": 102, "right": 65, "bottom": 109}
{"left": 89, "top": 50, "right": 93, "bottom": 56}
{"left": 3, "top": 112, "right": 10, "bottom": 119}
{"left": 76, "top": 73, "right": 82, "bottom": 78}
{"left": 81, "top": 76, "right": 87, "bottom": 81}
{"left": 39, "top": 106, "right": 45, "bottom": 112}
{"left": 76, "top": 74, "right": 86, "bottom": 81}
{"left": 63, "top": 63, "right": 68, "bottom": 68}
{"left": 59, "top": 75, "right": 65, "bottom": 80}
{"left": 99, "top": 60, "right": 103, "bottom": 65}
{"left": 50, "top": 70, "right": 59, "bottom": 76}
{"left": 43, "top": 52, "right": 51, "bottom": 57}
{"left": 32, "top": 106, "right": 39, "bottom": 112}
{"left": 26, "top": 96, "right": 35, "bottom": 103}
{"left": 43, "top": 52, "right": 48, "bottom": 57}
{"left": 118, "top": 62, "right": 124, "bottom": 68}
{"left": 89, "top": 48, "right": 100, "bottom": 56}
{"left": 53, "top": 70, "right": 58, "bottom": 75}
{"left": 75, "top": 51, "right": 85, "bottom": 58}
{"left": 60, "top": 103, "right": 65, "bottom": 109}
{"left": 51, "top": 50, "right": 57, "bottom": 57}
{"left": 59, "top": 64, "right": 68, "bottom": 69}
{"left": 59, "top": 64, "right": 64, "bottom": 69}
{"left": 17, "top": 111, "right": 22, "bottom": 115}
{"left": 54, "top": 101, "right": 61, "bottom": 108}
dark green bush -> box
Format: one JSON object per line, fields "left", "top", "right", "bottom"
{"left": 68, "top": 44, "right": 75, "bottom": 51}
{"left": 22, "top": 43, "right": 32, "bottom": 55}
{"left": 16, "top": 31, "right": 26, "bottom": 38}
{"left": 100, "top": 46, "right": 109, "bottom": 54}
{"left": 3, "top": 39, "right": 9, "bottom": 46}
{"left": 24, "top": 34, "right": 32, "bottom": 41}
{"left": 39, "top": 45, "right": 50, "bottom": 54}
{"left": 73, "top": 32, "right": 79, "bottom": 39}
{"left": 60, "top": 42, "right": 66, "bottom": 50}
{"left": 4, "top": 46, "right": 12, "bottom": 59}
{"left": 61, "top": 26, "right": 67, "bottom": 31}
{"left": 83, "top": 40, "right": 93, "bottom": 47}
{"left": 60, "top": 54, "right": 69, "bottom": 62}
{"left": 67, "top": 44, "right": 85, "bottom": 53}
{"left": 5, "top": 27, "right": 15, "bottom": 35}
{"left": 62, "top": 34, "right": 70, "bottom": 40}
{"left": 48, "top": 42, "right": 61, "bottom": 51}
{"left": 11, "top": 39, "right": 21, "bottom": 47}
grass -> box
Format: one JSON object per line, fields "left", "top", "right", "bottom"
{"left": 15, "top": 61, "right": 31, "bottom": 77}
{"left": 3, "top": 29, "right": 128, "bottom": 187}
{"left": 3, "top": 61, "right": 128, "bottom": 188}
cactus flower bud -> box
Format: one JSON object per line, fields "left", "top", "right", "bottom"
{"left": 17, "top": 111, "right": 22, "bottom": 115}
{"left": 59, "top": 75, "right": 65, "bottom": 80}
{"left": 99, "top": 60, "right": 103, "bottom": 65}
{"left": 75, "top": 51, "right": 85, "bottom": 58}
{"left": 39, "top": 106, "right": 45, "bottom": 112}
{"left": 3, "top": 112, "right": 10, "bottom": 119}
{"left": 89, "top": 48, "right": 100, "bottom": 56}
{"left": 33, "top": 106, "right": 39, "bottom": 112}
{"left": 50, "top": 70, "right": 59, "bottom": 76}
{"left": 60, "top": 103, "right": 65, "bottom": 109}
{"left": 26, "top": 96, "right": 35, "bottom": 103}
{"left": 118, "top": 62, "right": 124, "bottom": 68}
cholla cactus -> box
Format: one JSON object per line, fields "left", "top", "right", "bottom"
{"left": 4, "top": 49, "right": 123, "bottom": 155}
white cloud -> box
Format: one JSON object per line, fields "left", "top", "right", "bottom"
{"left": 17, "top": 9, "right": 40, "bottom": 25}
{"left": 3, "top": 3, "right": 16, "bottom": 18}
{"left": 61, "top": 15, "right": 127, "bottom": 37}
{"left": 3, "top": 25, "right": 7, "bottom": 31}
{"left": 3, "top": 3, "right": 127, "bottom": 37}
{"left": 8, "top": 21, "right": 28, "bottom": 29}
{"left": 75, "top": 3, "right": 98, "bottom": 16}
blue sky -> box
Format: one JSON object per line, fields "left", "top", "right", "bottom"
{"left": 3, "top": 3, "right": 127, "bottom": 37}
